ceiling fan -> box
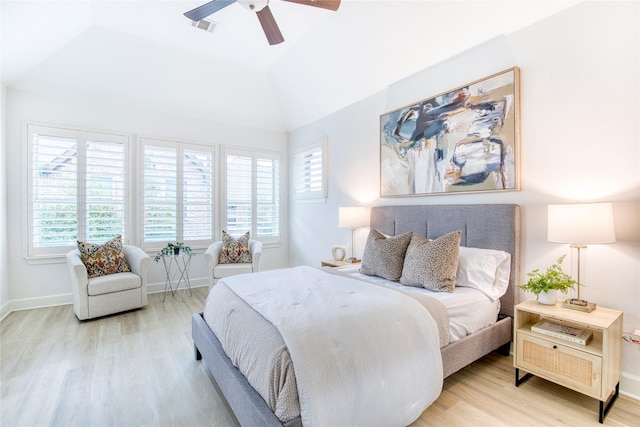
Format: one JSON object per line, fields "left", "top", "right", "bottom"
{"left": 184, "top": 0, "right": 341, "bottom": 45}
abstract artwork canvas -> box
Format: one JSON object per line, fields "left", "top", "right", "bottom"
{"left": 380, "top": 67, "right": 520, "bottom": 197}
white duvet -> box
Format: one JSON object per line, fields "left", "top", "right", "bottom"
{"left": 223, "top": 265, "right": 443, "bottom": 427}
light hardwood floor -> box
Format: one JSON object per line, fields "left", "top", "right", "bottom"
{"left": 2, "top": 287, "right": 638, "bottom": 426}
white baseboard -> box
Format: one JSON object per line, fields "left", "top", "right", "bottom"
{"left": 620, "top": 372, "right": 640, "bottom": 401}
{"left": 0, "top": 277, "right": 209, "bottom": 321}
{"left": 0, "top": 301, "right": 11, "bottom": 321}
{"left": 0, "top": 292, "right": 73, "bottom": 321}
{"left": 146, "top": 277, "right": 208, "bottom": 294}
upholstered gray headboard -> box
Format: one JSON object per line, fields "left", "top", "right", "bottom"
{"left": 370, "top": 204, "right": 520, "bottom": 317}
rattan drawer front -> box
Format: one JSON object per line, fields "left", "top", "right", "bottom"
{"left": 516, "top": 333, "right": 603, "bottom": 398}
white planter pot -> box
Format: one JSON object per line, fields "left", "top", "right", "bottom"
{"left": 537, "top": 290, "right": 558, "bottom": 305}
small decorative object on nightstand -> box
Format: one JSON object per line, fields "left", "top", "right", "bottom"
{"left": 331, "top": 245, "right": 346, "bottom": 261}
{"left": 514, "top": 299, "right": 623, "bottom": 423}
{"left": 519, "top": 255, "right": 576, "bottom": 305}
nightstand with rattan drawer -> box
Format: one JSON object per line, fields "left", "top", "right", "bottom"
{"left": 513, "top": 299, "right": 623, "bottom": 423}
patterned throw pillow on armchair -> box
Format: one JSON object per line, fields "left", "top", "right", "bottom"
{"left": 218, "top": 231, "right": 252, "bottom": 264}
{"left": 77, "top": 235, "right": 132, "bottom": 278}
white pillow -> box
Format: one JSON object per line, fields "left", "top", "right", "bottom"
{"left": 456, "top": 246, "right": 511, "bottom": 301}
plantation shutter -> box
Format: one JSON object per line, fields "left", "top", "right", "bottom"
{"left": 141, "top": 138, "right": 214, "bottom": 249}
{"left": 85, "top": 135, "right": 127, "bottom": 242}
{"left": 28, "top": 124, "right": 130, "bottom": 257}
{"left": 30, "top": 128, "right": 79, "bottom": 251}
{"left": 223, "top": 148, "right": 280, "bottom": 242}
{"left": 256, "top": 155, "right": 279, "bottom": 238}
{"left": 293, "top": 138, "right": 327, "bottom": 200}
{"left": 142, "top": 143, "right": 178, "bottom": 244}
{"left": 183, "top": 148, "right": 214, "bottom": 241}
{"left": 224, "top": 151, "right": 253, "bottom": 236}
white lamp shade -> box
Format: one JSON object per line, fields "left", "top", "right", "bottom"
{"left": 547, "top": 203, "right": 616, "bottom": 244}
{"left": 339, "top": 207, "right": 369, "bottom": 229}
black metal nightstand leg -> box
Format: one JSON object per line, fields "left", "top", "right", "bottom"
{"left": 599, "top": 382, "right": 619, "bottom": 423}
{"left": 515, "top": 368, "right": 533, "bottom": 387}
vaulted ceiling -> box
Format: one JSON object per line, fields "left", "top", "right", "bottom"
{"left": 1, "top": 1, "right": 579, "bottom": 132}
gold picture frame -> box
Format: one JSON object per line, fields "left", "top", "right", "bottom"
{"left": 380, "top": 67, "right": 520, "bottom": 197}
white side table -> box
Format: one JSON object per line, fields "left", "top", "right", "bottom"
{"left": 160, "top": 253, "right": 194, "bottom": 301}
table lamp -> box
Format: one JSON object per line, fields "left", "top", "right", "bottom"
{"left": 338, "top": 207, "right": 369, "bottom": 263}
{"left": 547, "top": 203, "right": 616, "bottom": 312}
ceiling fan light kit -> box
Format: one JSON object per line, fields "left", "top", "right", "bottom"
{"left": 184, "top": 0, "right": 341, "bottom": 46}
{"left": 191, "top": 18, "right": 218, "bottom": 33}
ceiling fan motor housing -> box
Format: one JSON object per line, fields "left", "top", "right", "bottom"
{"left": 238, "top": 0, "right": 269, "bottom": 12}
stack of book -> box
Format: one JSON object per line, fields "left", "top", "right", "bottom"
{"left": 531, "top": 319, "right": 593, "bottom": 345}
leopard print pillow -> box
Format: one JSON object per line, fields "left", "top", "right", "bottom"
{"left": 77, "top": 235, "right": 131, "bottom": 279}
{"left": 218, "top": 231, "right": 252, "bottom": 264}
{"left": 400, "top": 230, "right": 461, "bottom": 292}
{"left": 359, "top": 229, "right": 412, "bottom": 281}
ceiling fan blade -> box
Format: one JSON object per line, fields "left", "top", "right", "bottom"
{"left": 282, "top": 0, "right": 341, "bottom": 11}
{"left": 184, "top": 0, "right": 237, "bottom": 22}
{"left": 256, "top": 6, "right": 284, "bottom": 45}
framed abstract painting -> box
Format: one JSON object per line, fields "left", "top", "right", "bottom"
{"left": 380, "top": 67, "right": 520, "bottom": 197}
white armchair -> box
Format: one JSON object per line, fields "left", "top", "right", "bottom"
{"left": 204, "top": 239, "right": 263, "bottom": 289}
{"left": 66, "top": 245, "right": 150, "bottom": 320}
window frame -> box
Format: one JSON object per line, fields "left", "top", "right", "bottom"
{"left": 293, "top": 136, "right": 327, "bottom": 202}
{"left": 137, "top": 136, "right": 216, "bottom": 253}
{"left": 25, "top": 122, "right": 288, "bottom": 260}
{"left": 25, "top": 123, "right": 133, "bottom": 259}
{"left": 222, "top": 146, "right": 282, "bottom": 245}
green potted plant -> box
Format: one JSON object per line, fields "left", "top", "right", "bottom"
{"left": 519, "top": 255, "right": 577, "bottom": 305}
{"left": 154, "top": 242, "right": 193, "bottom": 262}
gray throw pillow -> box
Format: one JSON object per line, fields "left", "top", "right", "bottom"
{"left": 359, "top": 229, "right": 412, "bottom": 281}
{"left": 400, "top": 230, "right": 461, "bottom": 292}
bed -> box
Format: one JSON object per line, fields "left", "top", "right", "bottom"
{"left": 192, "top": 204, "right": 520, "bottom": 426}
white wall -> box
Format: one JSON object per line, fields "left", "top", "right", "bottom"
{"left": 1, "top": 84, "right": 9, "bottom": 319}
{"left": 4, "top": 89, "right": 289, "bottom": 310}
{"left": 289, "top": 2, "right": 639, "bottom": 398}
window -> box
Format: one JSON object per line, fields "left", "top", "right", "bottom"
{"left": 26, "top": 122, "right": 283, "bottom": 259}
{"left": 293, "top": 137, "right": 327, "bottom": 201}
{"left": 256, "top": 155, "right": 280, "bottom": 238}
{"left": 223, "top": 148, "right": 280, "bottom": 243}
{"left": 140, "top": 137, "right": 214, "bottom": 250}
{"left": 27, "top": 124, "right": 130, "bottom": 258}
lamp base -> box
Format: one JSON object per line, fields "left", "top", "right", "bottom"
{"left": 345, "top": 257, "right": 361, "bottom": 264}
{"left": 562, "top": 298, "right": 596, "bottom": 313}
